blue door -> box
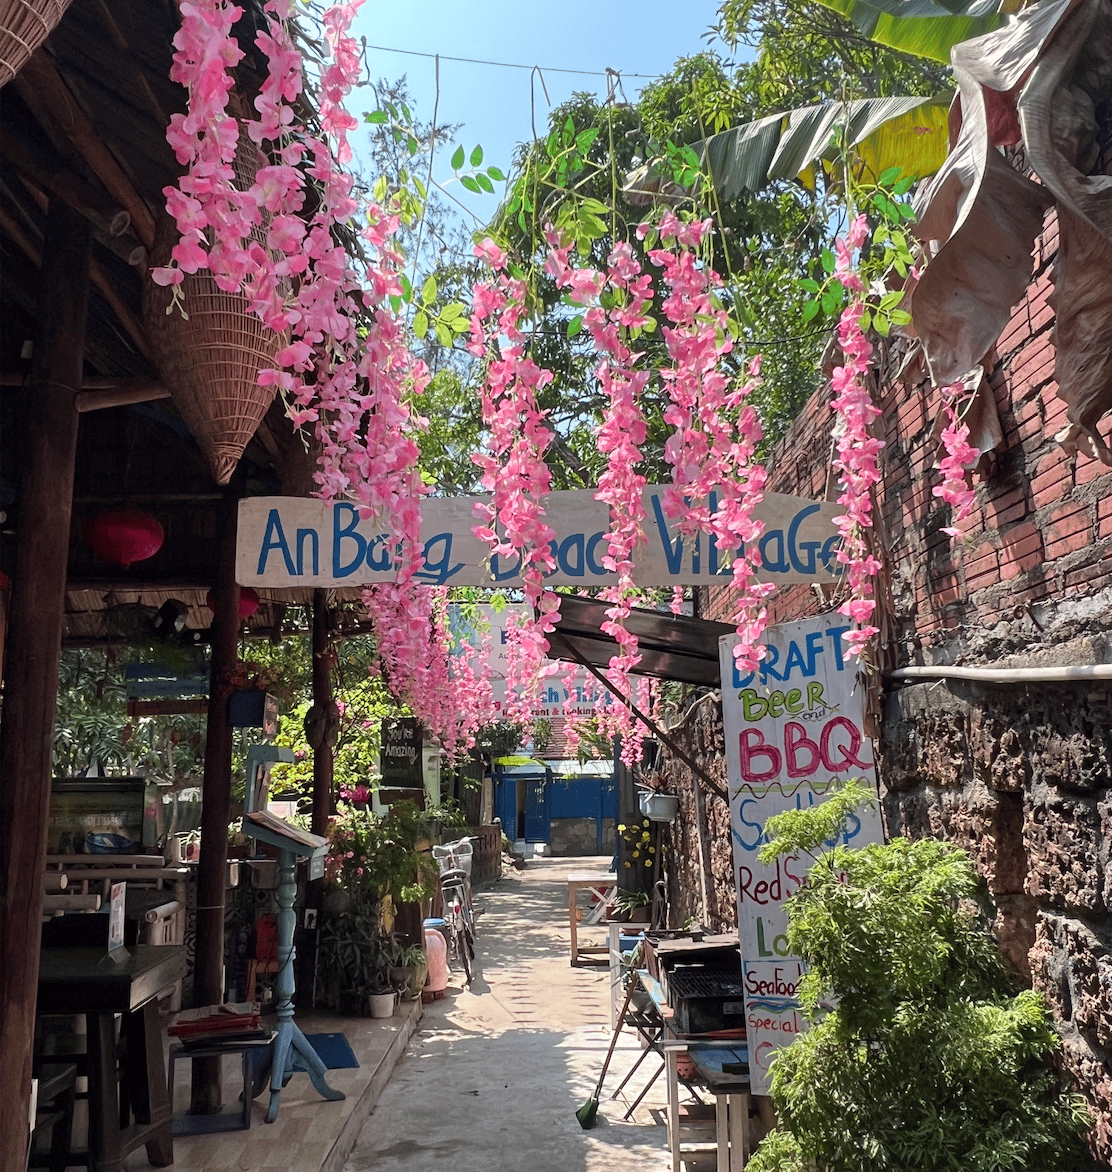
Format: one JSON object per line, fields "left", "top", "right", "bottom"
{"left": 524, "top": 774, "right": 547, "bottom": 841}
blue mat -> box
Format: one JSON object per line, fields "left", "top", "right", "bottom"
{"left": 290, "top": 1032, "right": 359, "bottom": 1071}
{"left": 251, "top": 1031, "right": 359, "bottom": 1081}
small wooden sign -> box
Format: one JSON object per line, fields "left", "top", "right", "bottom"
{"left": 108, "top": 881, "right": 127, "bottom": 956}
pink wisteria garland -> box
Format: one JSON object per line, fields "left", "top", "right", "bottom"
{"left": 828, "top": 214, "right": 884, "bottom": 660}
{"left": 467, "top": 238, "right": 561, "bottom": 723}
{"left": 544, "top": 230, "right": 656, "bottom": 760}
{"left": 153, "top": 0, "right": 487, "bottom": 742}
{"left": 933, "top": 380, "right": 980, "bottom": 536}
{"left": 646, "top": 212, "right": 774, "bottom": 676}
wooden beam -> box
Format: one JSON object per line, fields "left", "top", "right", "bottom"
{"left": 0, "top": 199, "right": 91, "bottom": 1172}
{"left": 0, "top": 128, "right": 134, "bottom": 238}
{"left": 14, "top": 50, "right": 157, "bottom": 248}
{"left": 192, "top": 476, "right": 244, "bottom": 1114}
{"left": 75, "top": 382, "right": 169, "bottom": 411}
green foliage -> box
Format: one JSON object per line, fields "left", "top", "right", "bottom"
{"left": 321, "top": 799, "right": 440, "bottom": 906}
{"left": 750, "top": 784, "right": 1094, "bottom": 1172}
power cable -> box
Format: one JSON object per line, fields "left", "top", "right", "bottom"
{"left": 358, "top": 41, "right": 657, "bottom": 79}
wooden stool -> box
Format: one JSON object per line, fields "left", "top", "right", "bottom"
{"left": 28, "top": 1063, "right": 77, "bottom": 1172}
{"left": 167, "top": 1037, "right": 272, "bottom": 1134}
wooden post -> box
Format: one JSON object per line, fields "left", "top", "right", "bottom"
{"left": 0, "top": 201, "right": 90, "bottom": 1171}
{"left": 310, "top": 589, "right": 334, "bottom": 837}
{"left": 190, "top": 479, "right": 242, "bottom": 1114}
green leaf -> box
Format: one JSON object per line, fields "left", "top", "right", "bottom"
{"left": 440, "top": 301, "right": 465, "bottom": 321}
{"left": 562, "top": 115, "right": 576, "bottom": 146}
{"left": 477, "top": 172, "right": 495, "bottom": 194}
{"left": 398, "top": 273, "right": 412, "bottom": 299}
{"left": 421, "top": 275, "right": 437, "bottom": 305}
{"left": 859, "top": 308, "right": 872, "bottom": 331}
{"left": 814, "top": 0, "right": 1008, "bottom": 64}
{"left": 576, "top": 128, "right": 600, "bottom": 153}
{"left": 413, "top": 310, "right": 429, "bottom": 340}
{"left": 799, "top": 278, "right": 821, "bottom": 294}
{"left": 802, "top": 300, "right": 821, "bottom": 323}
{"left": 487, "top": 166, "right": 506, "bottom": 182}
{"left": 450, "top": 145, "right": 465, "bottom": 171}
{"left": 567, "top": 314, "right": 583, "bottom": 338}
{"left": 821, "top": 248, "right": 836, "bottom": 274}
{"left": 435, "top": 322, "right": 452, "bottom": 348}
{"left": 698, "top": 95, "right": 949, "bottom": 199}
{"left": 365, "top": 110, "right": 388, "bottom": 124}
{"left": 874, "top": 314, "right": 891, "bottom": 337}
{"left": 890, "top": 309, "right": 913, "bottom": 325}
{"left": 470, "top": 144, "right": 483, "bottom": 168}
{"left": 878, "top": 165, "right": 903, "bottom": 186}
{"left": 460, "top": 175, "right": 481, "bottom": 194}
{"left": 893, "top": 176, "right": 915, "bottom": 195}
{"left": 820, "top": 285, "right": 841, "bottom": 314}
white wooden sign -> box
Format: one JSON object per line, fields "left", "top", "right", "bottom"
{"left": 236, "top": 487, "right": 844, "bottom": 590}
{"left": 721, "top": 614, "right": 884, "bottom": 1096}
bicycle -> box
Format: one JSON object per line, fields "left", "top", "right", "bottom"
{"left": 433, "top": 838, "right": 476, "bottom": 983}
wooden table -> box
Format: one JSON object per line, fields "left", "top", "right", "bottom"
{"left": 38, "top": 945, "right": 186, "bottom": 1172}
{"left": 567, "top": 872, "right": 616, "bottom": 966}
{"left": 642, "top": 973, "right": 751, "bottom": 1171}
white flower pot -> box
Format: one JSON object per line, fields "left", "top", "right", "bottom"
{"left": 639, "top": 792, "right": 679, "bottom": 822}
{"left": 367, "top": 991, "right": 396, "bottom": 1018}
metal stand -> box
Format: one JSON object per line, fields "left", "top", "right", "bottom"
{"left": 263, "top": 847, "right": 344, "bottom": 1123}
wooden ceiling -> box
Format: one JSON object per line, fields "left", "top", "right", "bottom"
{"left": 0, "top": 0, "right": 352, "bottom": 646}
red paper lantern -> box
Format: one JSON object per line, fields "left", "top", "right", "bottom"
{"left": 205, "top": 586, "right": 259, "bottom": 619}
{"left": 83, "top": 509, "right": 164, "bottom": 567}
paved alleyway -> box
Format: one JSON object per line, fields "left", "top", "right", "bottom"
{"left": 342, "top": 857, "right": 675, "bottom": 1172}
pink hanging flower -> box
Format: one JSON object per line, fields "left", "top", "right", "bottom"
{"left": 933, "top": 380, "right": 980, "bottom": 537}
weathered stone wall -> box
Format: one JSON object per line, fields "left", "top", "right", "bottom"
{"left": 692, "top": 214, "right": 1112, "bottom": 1164}
{"left": 659, "top": 693, "right": 736, "bottom": 934}
{"left": 883, "top": 677, "right": 1112, "bottom": 1161}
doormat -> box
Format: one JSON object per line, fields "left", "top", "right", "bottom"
{"left": 297, "top": 1032, "right": 359, "bottom": 1070}
{"left": 251, "top": 1031, "right": 359, "bottom": 1082}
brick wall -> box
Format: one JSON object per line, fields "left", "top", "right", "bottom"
{"left": 690, "top": 213, "right": 1112, "bottom": 1165}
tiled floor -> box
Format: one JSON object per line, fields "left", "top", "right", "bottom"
{"left": 127, "top": 1000, "right": 421, "bottom": 1172}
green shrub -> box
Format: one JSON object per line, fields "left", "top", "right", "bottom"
{"left": 749, "top": 781, "right": 1094, "bottom": 1172}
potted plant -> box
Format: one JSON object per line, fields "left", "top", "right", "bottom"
{"left": 385, "top": 939, "right": 428, "bottom": 1001}
{"left": 612, "top": 887, "right": 652, "bottom": 923}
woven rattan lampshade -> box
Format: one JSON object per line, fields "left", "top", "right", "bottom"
{"left": 0, "top": 0, "right": 73, "bottom": 88}
{"left": 143, "top": 104, "right": 288, "bottom": 485}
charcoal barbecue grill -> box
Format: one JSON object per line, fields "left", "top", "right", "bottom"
{"left": 667, "top": 968, "right": 748, "bottom": 1035}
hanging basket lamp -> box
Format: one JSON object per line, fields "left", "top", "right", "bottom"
{"left": 143, "top": 98, "right": 288, "bottom": 486}
{"left": 83, "top": 508, "right": 164, "bottom": 567}
{"left": 0, "top": 0, "right": 74, "bottom": 89}
{"left": 206, "top": 585, "right": 259, "bottom": 619}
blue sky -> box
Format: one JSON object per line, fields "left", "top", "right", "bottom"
{"left": 347, "top": 0, "right": 728, "bottom": 225}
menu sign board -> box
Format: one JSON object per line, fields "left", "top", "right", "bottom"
{"left": 720, "top": 615, "right": 884, "bottom": 1095}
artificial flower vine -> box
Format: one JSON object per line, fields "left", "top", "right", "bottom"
{"left": 154, "top": 0, "right": 967, "bottom": 741}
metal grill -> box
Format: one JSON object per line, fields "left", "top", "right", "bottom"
{"left": 668, "top": 969, "right": 746, "bottom": 1001}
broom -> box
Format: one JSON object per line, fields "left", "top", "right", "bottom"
{"left": 576, "top": 976, "right": 636, "bottom": 1129}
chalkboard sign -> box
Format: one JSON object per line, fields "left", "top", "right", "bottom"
{"left": 381, "top": 717, "right": 422, "bottom": 788}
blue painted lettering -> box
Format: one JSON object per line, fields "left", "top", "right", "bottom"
{"left": 332, "top": 503, "right": 366, "bottom": 578}
{"left": 257, "top": 509, "right": 296, "bottom": 576}
{"left": 415, "top": 533, "right": 464, "bottom": 585}
{"left": 295, "top": 528, "right": 319, "bottom": 576}
{"left": 558, "top": 532, "right": 585, "bottom": 577}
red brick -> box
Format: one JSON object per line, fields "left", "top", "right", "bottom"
{"left": 985, "top": 483, "right": 1030, "bottom": 528}
{"left": 998, "top": 522, "right": 1044, "bottom": 581}
{"left": 1044, "top": 501, "right": 1093, "bottom": 561}
{"left": 1010, "top": 343, "right": 1055, "bottom": 392}
{"left": 1031, "top": 457, "right": 1070, "bottom": 510}
{"left": 1098, "top": 495, "right": 1112, "bottom": 540}
{"left": 1074, "top": 454, "right": 1112, "bottom": 489}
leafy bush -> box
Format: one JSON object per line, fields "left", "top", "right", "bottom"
{"left": 749, "top": 781, "right": 1094, "bottom": 1172}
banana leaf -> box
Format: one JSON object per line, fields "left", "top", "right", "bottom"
{"left": 816, "top": 0, "right": 1014, "bottom": 62}
{"left": 699, "top": 96, "right": 951, "bottom": 199}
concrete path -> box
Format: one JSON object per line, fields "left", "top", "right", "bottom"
{"left": 342, "top": 857, "right": 676, "bottom": 1172}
